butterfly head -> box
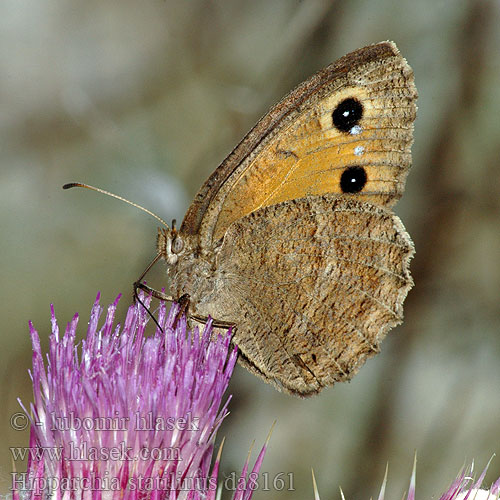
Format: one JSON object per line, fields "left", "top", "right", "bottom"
{"left": 157, "top": 222, "right": 185, "bottom": 265}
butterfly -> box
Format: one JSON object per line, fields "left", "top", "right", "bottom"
{"left": 69, "top": 41, "right": 417, "bottom": 396}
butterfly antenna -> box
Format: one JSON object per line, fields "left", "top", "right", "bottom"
{"left": 63, "top": 182, "right": 170, "bottom": 229}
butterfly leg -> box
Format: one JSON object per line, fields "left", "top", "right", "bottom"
{"left": 133, "top": 282, "right": 191, "bottom": 330}
{"left": 189, "top": 313, "right": 237, "bottom": 331}
{"left": 172, "top": 293, "right": 191, "bottom": 328}
{"left": 134, "top": 281, "right": 175, "bottom": 302}
{"left": 131, "top": 282, "right": 173, "bottom": 332}
{"left": 134, "top": 282, "right": 235, "bottom": 331}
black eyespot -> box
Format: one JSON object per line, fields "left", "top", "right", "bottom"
{"left": 340, "top": 166, "right": 367, "bottom": 193}
{"left": 332, "top": 98, "right": 363, "bottom": 133}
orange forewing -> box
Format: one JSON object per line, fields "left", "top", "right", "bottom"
{"left": 213, "top": 82, "right": 415, "bottom": 240}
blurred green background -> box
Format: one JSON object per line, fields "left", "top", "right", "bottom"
{"left": 2, "top": 0, "right": 500, "bottom": 498}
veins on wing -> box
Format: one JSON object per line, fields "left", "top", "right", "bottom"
{"left": 252, "top": 147, "right": 301, "bottom": 211}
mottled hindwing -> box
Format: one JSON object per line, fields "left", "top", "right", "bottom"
{"left": 211, "top": 195, "right": 414, "bottom": 396}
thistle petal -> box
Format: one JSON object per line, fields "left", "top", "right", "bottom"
{"left": 18, "top": 294, "right": 265, "bottom": 500}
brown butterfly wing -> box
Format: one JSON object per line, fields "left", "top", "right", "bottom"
{"left": 180, "top": 41, "right": 417, "bottom": 247}
{"left": 171, "top": 41, "right": 416, "bottom": 395}
{"left": 204, "top": 196, "right": 414, "bottom": 396}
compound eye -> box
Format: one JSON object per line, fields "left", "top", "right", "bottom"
{"left": 171, "top": 236, "right": 184, "bottom": 254}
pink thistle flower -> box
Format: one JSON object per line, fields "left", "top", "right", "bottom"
{"left": 313, "top": 457, "right": 500, "bottom": 500}
{"left": 15, "top": 293, "right": 267, "bottom": 500}
{"left": 438, "top": 460, "right": 500, "bottom": 500}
